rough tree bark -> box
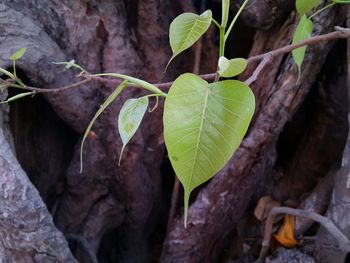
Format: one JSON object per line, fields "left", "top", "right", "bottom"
{"left": 0, "top": 0, "right": 349, "bottom": 262}
{"left": 0, "top": 88, "right": 77, "bottom": 261}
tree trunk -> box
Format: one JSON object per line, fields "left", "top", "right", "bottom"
{"left": 0, "top": 0, "right": 349, "bottom": 262}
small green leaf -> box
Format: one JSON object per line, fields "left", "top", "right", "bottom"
{"left": 163, "top": 73, "right": 255, "bottom": 226}
{"left": 0, "top": 92, "right": 34, "bottom": 104}
{"left": 332, "top": 0, "right": 350, "bottom": 2}
{"left": 218, "top": 57, "right": 247, "bottom": 78}
{"left": 10, "top": 48, "right": 27, "bottom": 61}
{"left": 80, "top": 81, "right": 128, "bottom": 172}
{"left": 118, "top": 96, "right": 149, "bottom": 165}
{"left": 296, "top": 0, "right": 321, "bottom": 15}
{"left": 167, "top": 10, "right": 212, "bottom": 69}
{"left": 221, "top": 0, "right": 230, "bottom": 28}
{"left": 292, "top": 15, "right": 313, "bottom": 80}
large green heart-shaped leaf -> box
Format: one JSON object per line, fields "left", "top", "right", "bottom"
{"left": 167, "top": 10, "right": 212, "bottom": 69}
{"left": 218, "top": 57, "right": 247, "bottom": 78}
{"left": 163, "top": 73, "right": 255, "bottom": 226}
{"left": 296, "top": 0, "right": 321, "bottom": 15}
{"left": 292, "top": 15, "right": 313, "bottom": 80}
{"left": 118, "top": 96, "right": 148, "bottom": 165}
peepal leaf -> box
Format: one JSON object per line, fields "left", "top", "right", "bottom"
{"left": 10, "top": 48, "right": 27, "bottom": 61}
{"left": 218, "top": 57, "right": 247, "bottom": 78}
{"left": 221, "top": 0, "right": 230, "bottom": 28}
{"left": 163, "top": 73, "right": 255, "bottom": 226}
{"left": 118, "top": 96, "right": 148, "bottom": 165}
{"left": 167, "top": 10, "right": 212, "bottom": 69}
{"left": 296, "top": 0, "right": 321, "bottom": 15}
{"left": 292, "top": 15, "right": 313, "bottom": 80}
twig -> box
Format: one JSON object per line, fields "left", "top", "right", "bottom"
{"left": 86, "top": 27, "right": 350, "bottom": 90}
{"left": 65, "top": 233, "right": 98, "bottom": 263}
{"left": 249, "top": 26, "right": 350, "bottom": 64}
{"left": 1, "top": 27, "right": 350, "bottom": 95}
{"left": 258, "top": 207, "right": 350, "bottom": 262}
{"left": 0, "top": 78, "right": 91, "bottom": 93}
{"left": 245, "top": 55, "right": 272, "bottom": 85}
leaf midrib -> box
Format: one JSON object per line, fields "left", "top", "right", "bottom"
{"left": 122, "top": 98, "right": 144, "bottom": 142}
{"left": 177, "top": 15, "right": 204, "bottom": 54}
{"left": 186, "top": 87, "right": 210, "bottom": 191}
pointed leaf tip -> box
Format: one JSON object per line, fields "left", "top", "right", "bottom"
{"left": 80, "top": 81, "right": 128, "bottom": 172}
{"left": 118, "top": 96, "right": 148, "bottom": 165}
{"left": 164, "top": 74, "right": 255, "bottom": 226}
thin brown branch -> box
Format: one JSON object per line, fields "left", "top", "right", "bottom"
{"left": 249, "top": 26, "right": 350, "bottom": 64}
{"left": 245, "top": 55, "right": 272, "bottom": 85}
{"left": 258, "top": 207, "right": 350, "bottom": 262}
{"left": 1, "top": 27, "right": 349, "bottom": 96}
{"left": 0, "top": 78, "right": 91, "bottom": 93}
{"left": 88, "top": 27, "right": 350, "bottom": 90}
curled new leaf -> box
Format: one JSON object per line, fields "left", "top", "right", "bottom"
{"left": 221, "top": 0, "right": 230, "bottom": 28}
{"left": 167, "top": 10, "right": 212, "bottom": 69}
{"left": 80, "top": 81, "right": 128, "bottom": 172}
{"left": 163, "top": 73, "right": 255, "bottom": 226}
{"left": 217, "top": 57, "right": 247, "bottom": 78}
{"left": 118, "top": 96, "right": 149, "bottom": 165}
{"left": 10, "top": 48, "right": 27, "bottom": 61}
{"left": 292, "top": 15, "right": 313, "bottom": 80}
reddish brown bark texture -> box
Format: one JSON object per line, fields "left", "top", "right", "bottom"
{"left": 0, "top": 0, "right": 349, "bottom": 262}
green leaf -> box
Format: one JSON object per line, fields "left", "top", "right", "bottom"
{"left": 80, "top": 81, "right": 128, "bottom": 172}
{"left": 221, "top": 0, "right": 230, "bottom": 28}
{"left": 292, "top": 15, "right": 313, "bottom": 80}
{"left": 0, "top": 92, "right": 34, "bottom": 104}
{"left": 296, "top": 0, "right": 321, "bottom": 15}
{"left": 118, "top": 96, "right": 149, "bottom": 165}
{"left": 332, "top": 0, "right": 350, "bottom": 2}
{"left": 10, "top": 48, "right": 27, "bottom": 61}
{"left": 218, "top": 57, "right": 247, "bottom": 78}
{"left": 163, "top": 73, "right": 255, "bottom": 226}
{"left": 167, "top": 10, "right": 212, "bottom": 69}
